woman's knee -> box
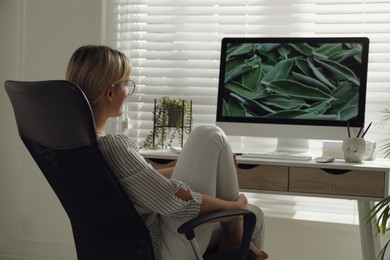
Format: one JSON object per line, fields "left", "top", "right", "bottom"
{"left": 192, "top": 124, "right": 224, "bottom": 136}
{"left": 191, "top": 125, "right": 227, "bottom": 145}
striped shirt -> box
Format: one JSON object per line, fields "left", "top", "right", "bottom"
{"left": 97, "top": 134, "right": 202, "bottom": 255}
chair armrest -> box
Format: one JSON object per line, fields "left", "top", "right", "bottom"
{"left": 178, "top": 209, "right": 256, "bottom": 240}
{"left": 177, "top": 209, "right": 256, "bottom": 260}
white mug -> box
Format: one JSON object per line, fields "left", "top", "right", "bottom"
{"left": 342, "top": 138, "right": 376, "bottom": 163}
{"left": 364, "top": 141, "right": 376, "bottom": 161}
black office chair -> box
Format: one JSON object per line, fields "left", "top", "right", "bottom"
{"left": 5, "top": 80, "right": 257, "bottom": 260}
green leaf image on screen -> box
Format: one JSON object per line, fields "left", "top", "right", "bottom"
{"left": 222, "top": 42, "right": 363, "bottom": 121}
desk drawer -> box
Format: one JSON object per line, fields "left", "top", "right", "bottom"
{"left": 145, "top": 158, "right": 177, "bottom": 170}
{"left": 289, "top": 167, "right": 386, "bottom": 198}
{"left": 237, "top": 164, "right": 288, "bottom": 191}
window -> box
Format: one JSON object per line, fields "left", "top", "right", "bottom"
{"left": 107, "top": 0, "right": 390, "bottom": 222}
{"left": 109, "top": 0, "right": 390, "bottom": 150}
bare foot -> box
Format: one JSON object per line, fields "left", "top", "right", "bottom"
{"left": 249, "top": 242, "right": 269, "bottom": 260}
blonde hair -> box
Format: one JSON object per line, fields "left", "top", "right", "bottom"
{"left": 65, "top": 45, "right": 132, "bottom": 107}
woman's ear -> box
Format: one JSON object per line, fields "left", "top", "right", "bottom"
{"left": 104, "top": 85, "right": 115, "bottom": 102}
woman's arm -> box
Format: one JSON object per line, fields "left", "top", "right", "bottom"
{"left": 175, "top": 188, "right": 247, "bottom": 214}
{"left": 199, "top": 193, "right": 247, "bottom": 214}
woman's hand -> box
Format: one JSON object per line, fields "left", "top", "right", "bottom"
{"left": 236, "top": 193, "right": 248, "bottom": 209}
{"left": 233, "top": 154, "right": 238, "bottom": 169}
{"left": 199, "top": 193, "right": 248, "bottom": 214}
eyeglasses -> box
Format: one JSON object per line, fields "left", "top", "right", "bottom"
{"left": 114, "top": 80, "right": 136, "bottom": 95}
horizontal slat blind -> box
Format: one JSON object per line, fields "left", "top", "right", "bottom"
{"left": 107, "top": 0, "right": 390, "bottom": 224}
{"left": 110, "top": 0, "right": 390, "bottom": 155}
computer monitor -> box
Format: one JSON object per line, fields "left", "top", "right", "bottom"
{"left": 216, "top": 37, "right": 369, "bottom": 153}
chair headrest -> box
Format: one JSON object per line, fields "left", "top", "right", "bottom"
{"left": 5, "top": 80, "right": 97, "bottom": 149}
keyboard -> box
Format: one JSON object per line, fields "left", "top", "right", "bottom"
{"left": 241, "top": 152, "right": 312, "bottom": 161}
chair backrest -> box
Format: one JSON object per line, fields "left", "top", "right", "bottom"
{"left": 5, "top": 80, "right": 155, "bottom": 260}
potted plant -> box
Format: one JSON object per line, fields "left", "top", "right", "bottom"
{"left": 365, "top": 108, "right": 390, "bottom": 260}
{"left": 141, "top": 97, "right": 192, "bottom": 150}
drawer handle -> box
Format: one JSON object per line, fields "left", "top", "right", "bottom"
{"left": 322, "top": 169, "right": 351, "bottom": 175}
{"left": 237, "top": 164, "right": 258, "bottom": 170}
{"left": 148, "top": 158, "right": 175, "bottom": 165}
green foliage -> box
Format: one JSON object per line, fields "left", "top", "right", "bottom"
{"left": 222, "top": 42, "right": 362, "bottom": 120}
{"left": 379, "top": 108, "right": 390, "bottom": 159}
{"left": 365, "top": 109, "right": 390, "bottom": 260}
{"left": 141, "top": 97, "right": 192, "bottom": 149}
{"left": 365, "top": 197, "right": 390, "bottom": 260}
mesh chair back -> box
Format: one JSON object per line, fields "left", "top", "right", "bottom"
{"left": 5, "top": 80, "right": 155, "bottom": 260}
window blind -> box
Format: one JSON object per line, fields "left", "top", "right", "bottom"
{"left": 109, "top": 0, "right": 390, "bottom": 154}
{"left": 107, "top": 0, "right": 390, "bottom": 223}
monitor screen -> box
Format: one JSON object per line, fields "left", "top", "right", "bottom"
{"left": 216, "top": 37, "right": 369, "bottom": 152}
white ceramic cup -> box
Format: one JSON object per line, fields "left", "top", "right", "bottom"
{"left": 342, "top": 138, "right": 375, "bottom": 163}
{"left": 364, "top": 141, "right": 377, "bottom": 161}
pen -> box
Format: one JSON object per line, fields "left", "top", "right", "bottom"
{"left": 361, "top": 122, "right": 372, "bottom": 138}
{"left": 357, "top": 125, "right": 364, "bottom": 138}
{"left": 346, "top": 121, "right": 351, "bottom": 138}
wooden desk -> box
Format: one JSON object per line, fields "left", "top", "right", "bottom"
{"left": 140, "top": 150, "right": 390, "bottom": 260}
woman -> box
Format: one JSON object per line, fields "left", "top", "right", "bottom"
{"left": 65, "top": 45, "right": 268, "bottom": 260}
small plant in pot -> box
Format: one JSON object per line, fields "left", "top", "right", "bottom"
{"left": 141, "top": 97, "right": 192, "bottom": 150}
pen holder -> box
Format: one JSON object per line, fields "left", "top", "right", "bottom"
{"left": 342, "top": 138, "right": 375, "bottom": 163}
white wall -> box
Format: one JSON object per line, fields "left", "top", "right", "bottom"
{"left": 0, "top": 1, "right": 102, "bottom": 259}
{"left": 0, "top": 1, "right": 362, "bottom": 259}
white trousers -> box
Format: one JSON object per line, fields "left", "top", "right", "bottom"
{"left": 160, "top": 125, "right": 265, "bottom": 260}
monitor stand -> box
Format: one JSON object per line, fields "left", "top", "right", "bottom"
{"left": 274, "top": 138, "right": 310, "bottom": 154}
